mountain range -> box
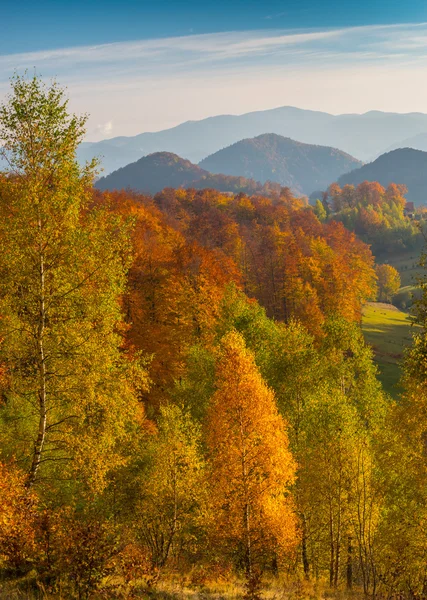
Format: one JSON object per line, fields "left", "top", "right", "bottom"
{"left": 79, "top": 106, "right": 427, "bottom": 175}
{"left": 199, "top": 134, "right": 361, "bottom": 196}
{"left": 95, "top": 135, "right": 361, "bottom": 197}
{"left": 338, "top": 148, "right": 427, "bottom": 205}
{"left": 95, "top": 152, "right": 281, "bottom": 196}
{"left": 385, "top": 133, "right": 427, "bottom": 153}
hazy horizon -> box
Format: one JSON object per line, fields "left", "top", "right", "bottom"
{"left": 2, "top": 0, "right": 427, "bottom": 142}
{"left": 81, "top": 103, "right": 427, "bottom": 144}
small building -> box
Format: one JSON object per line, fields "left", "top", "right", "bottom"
{"left": 404, "top": 201, "right": 415, "bottom": 216}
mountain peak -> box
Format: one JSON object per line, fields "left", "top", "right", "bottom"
{"left": 95, "top": 151, "right": 279, "bottom": 196}
{"left": 199, "top": 134, "right": 361, "bottom": 196}
{"left": 338, "top": 147, "right": 427, "bottom": 205}
{"left": 96, "top": 152, "right": 207, "bottom": 194}
{"left": 78, "top": 106, "right": 427, "bottom": 177}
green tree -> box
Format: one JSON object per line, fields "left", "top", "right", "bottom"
{"left": 0, "top": 75, "right": 146, "bottom": 494}
{"left": 314, "top": 198, "right": 327, "bottom": 222}
{"left": 213, "top": 290, "right": 386, "bottom": 586}
{"left": 137, "top": 404, "right": 206, "bottom": 573}
{"left": 372, "top": 338, "right": 427, "bottom": 597}
{"left": 376, "top": 262, "right": 427, "bottom": 596}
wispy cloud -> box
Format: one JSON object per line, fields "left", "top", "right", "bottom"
{"left": 94, "top": 120, "right": 113, "bottom": 137}
{"left": 263, "top": 11, "right": 288, "bottom": 20}
{"left": 0, "top": 28, "right": 347, "bottom": 73}
{"left": 1, "top": 22, "right": 427, "bottom": 139}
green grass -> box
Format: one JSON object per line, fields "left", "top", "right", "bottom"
{"left": 376, "top": 250, "right": 422, "bottom": 287}
{"left": 362, "top": 302, "right": 420, "bottom": 397}
{"left": 397, "top": 284, "right": 418, "bottom": 295}
{"left": 393, "top": 284, "right": 421, "bottom": 310}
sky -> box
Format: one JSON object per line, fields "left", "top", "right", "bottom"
{"left": 2, "top": 0, "right": 427, "bottom": 140}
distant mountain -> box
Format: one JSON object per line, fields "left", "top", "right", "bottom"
{"left": 199, "top": 134, "right": 362, "bottom": 196}
{"left": 338, "top": 148, "right": 427, "bottom": 205}
{"left": 385, "top": 132, "right": 427, "bottom": 153}
{"left": 96, "top": 152, "right": 206, "bottom": 194}
{"left": 78, "top": 106, "right": 427, "bottom": 175}
{"left": 95, "top": 151, "right": 281, "bottom": 196}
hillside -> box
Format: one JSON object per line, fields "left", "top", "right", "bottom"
{"left": 95, "top": 151, "right": 280, "bottom": 195}
{"left": 338, "top": 148, "right": 427, "bottom": 205}
{"left": 78, "top": 106, "right": 427, "bottom": 175}
{"left": 362, "top": 302, "right": 419, "bottom": 396}
{"left": 199, "top": 134, "right": 362, "bottom": 196}
{"left": 385, "top": 132, "right": 427, "bottom": 153}
{"left": 95, "top": 152, "right": 207, "bottom": 194}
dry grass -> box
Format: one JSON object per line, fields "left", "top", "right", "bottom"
{"left": 133, "top": 576, "right": 366, "bottom": 600}
{"left": 0, "top": 572, "right": 368, "bottom": 600}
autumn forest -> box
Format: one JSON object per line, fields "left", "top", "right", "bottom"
{"left": 2, "top": 77, "right": 427, "bottom": 600}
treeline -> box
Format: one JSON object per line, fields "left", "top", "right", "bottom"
{"left": 1, "top": 77, "right": 427, "bottom": 600}
{"left": 314, "top": 181, "right": 422, "bottom": 255}
{"left": 148, "top": 185, "right": 375, "bottom": 332}
{"left": 192, "top": 173, "right": 282, "bottom": 195}
{"left": 95, "top": 150, "right": 285, "bottom": 197}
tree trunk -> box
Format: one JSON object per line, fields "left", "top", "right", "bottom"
{"left": 301, "top": 514, "right": 310, "bottom": 580}
{"left": 346, "top": 537, "right": 353, "bottom": 590}
{"left": 239, "top": 407, "right": 252, "bottom": 580}
{"left": 334, "top": 507, "right": 341, "bottom": 588}
{"left": 26, "top": 220, "right": 47, "bottom": 488}
{"left": 329, "top": 534, "right": 334, "bottom": 587}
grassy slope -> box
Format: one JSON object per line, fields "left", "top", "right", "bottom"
{"left": 375, "top": 249, "right": 423, "bottom": 311}
{"left": 376, "top": 250, "right": 421, "bottom": 287}
{"left": 362, "top": 302, "right": 419, "bottom": 397}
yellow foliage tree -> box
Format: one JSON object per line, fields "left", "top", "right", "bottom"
{"left": 0, "top": 76, "right": 147, "bottom": 495}
{"left": 376, "top": 264, "right": 400, "bottom": 303}
{"left": 137, "top": 404, "right": 206, "bottom": 573}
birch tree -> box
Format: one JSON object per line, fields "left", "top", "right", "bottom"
{"left": 0, "top": 75, "right": 145, "bottom": 493}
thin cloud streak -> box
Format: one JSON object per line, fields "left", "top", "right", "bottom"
{"left": 1, "top": 22, "right": 427, "bottom": 139}
{"left": 1, "top": 23, "right": 426, "bottom": 73}
{"left": 0, "top": 28, "right": 346, "bottom": 72}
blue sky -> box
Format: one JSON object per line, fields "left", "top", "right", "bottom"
{"left": 2, "top": 0, "right": 427, "bottom": 53}
{"left": 1, "top": 1, "right": 427, "bottom": 139}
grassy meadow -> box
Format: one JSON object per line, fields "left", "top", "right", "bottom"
{"left": 362, "top": 247, "right": 424, "bottom": 396}
{"left": 361, "top": 302, "right": 419, "bottom": 396}
{"left": 376, "top": 249, "right": 422, "bottom": 287}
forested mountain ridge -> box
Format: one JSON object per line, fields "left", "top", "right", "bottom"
{"left": 318, "top": 180, "right": 421, "bottom": 255}
{"left": 96, "top": 151, "right": 208, "bottom": 193}
{"left": 95, "top": 151, "right": 282, "bottom": 195}
{"left": 338, "top": 148, "right": 427, "bottom": 205}
{"left": 199, "top": 133, "right": 362, "bottom": 196}
{"left": 77, "top": 106, "right": 427, "bottom": 174}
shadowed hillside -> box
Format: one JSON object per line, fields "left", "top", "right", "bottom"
{"left": 95, "top": 151, "right": 281, "bottom": 195}
{"left": 199, "top": 133, "right": 362, "bottom": 196}
{"left": 338, "top": 148, "right": 427, "bottom": 205}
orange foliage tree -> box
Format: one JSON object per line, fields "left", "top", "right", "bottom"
{"left": 206, "top": 331, "right": 298, "bottom": 591}
{"left": 148, "top": 188, "right": 376, "bottom": 337}
{"left": 101, "top": 190, "right": 241, "bottom": 409}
